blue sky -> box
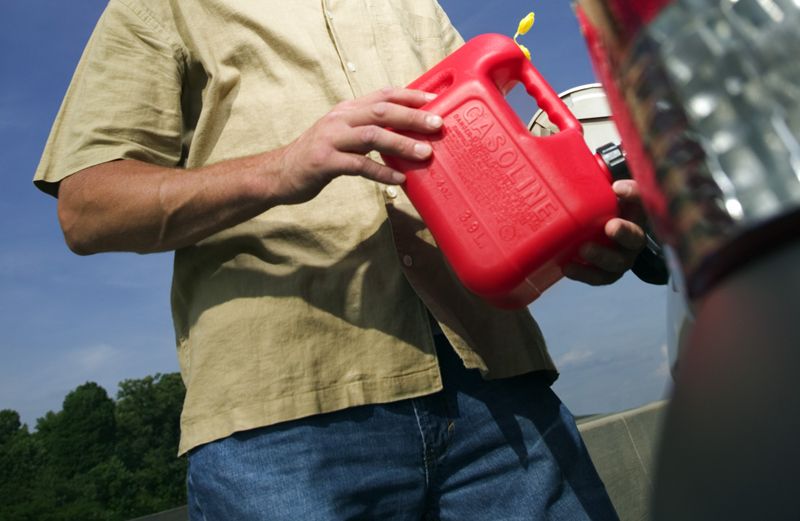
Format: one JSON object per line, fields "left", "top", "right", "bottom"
{"left": 0, "top": 0, "right": 670, "bottom": 429}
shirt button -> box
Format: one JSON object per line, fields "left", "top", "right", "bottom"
{"left": 346, "top": 61, "right": 357, "bottom": 73}
{"left": 326, "top": 10, "right": 334, "bottom": 20}
{"left": 385, "top": 186, "right": 398, "bottom": 199}
{"left": 402, "top": 255, "right": 413, "bottom": 267}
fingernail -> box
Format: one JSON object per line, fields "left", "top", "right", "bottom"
{"left": 426, "top": 114, "right": 443, "bottom": 128}
{"left": 414, "top": 143, "right": 433, "bottom": 158}
{"left": 424, "top": 92, "right": 438, "bottom": 101}
{"left": 392, "top": 171, "right": 406, "bottom": 184}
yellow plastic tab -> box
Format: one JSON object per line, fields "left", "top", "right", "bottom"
{"left": 513, "top": 11, "right": 536, "bottom": 61}
{"left": 516, "top": 12, "right": 535, "bottom": 37}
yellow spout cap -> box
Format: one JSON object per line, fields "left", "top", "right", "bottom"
{"left": 513, "top": 11, "right": 535, "bottom": 61}
{"left": 516, "top": 12, "right": 535, "bottom": 37}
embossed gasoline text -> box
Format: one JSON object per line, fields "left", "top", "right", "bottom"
{"left": 434, "top": 101, "right": 558, "bottom": 248}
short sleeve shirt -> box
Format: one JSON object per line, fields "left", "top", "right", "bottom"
{"left": 35, "top": 0, "right": 556, "bottom": 455}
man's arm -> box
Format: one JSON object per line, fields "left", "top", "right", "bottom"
{"left": 58, "top": 87, "right": 442, "bottom": 255}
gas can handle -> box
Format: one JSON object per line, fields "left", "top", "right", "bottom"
{"left": 518, "top": 60, "right": 582, "bottom": 135}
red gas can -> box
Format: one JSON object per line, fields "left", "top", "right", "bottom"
{"left": 384, "top": 34, "right": 618, "bottom": 308}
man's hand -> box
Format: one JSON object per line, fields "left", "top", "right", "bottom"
{"left": 274, "top": 87, "right": 443, "bottom": 205}
{"left": 563, "top": 179, "right": 647, "bottom": 286}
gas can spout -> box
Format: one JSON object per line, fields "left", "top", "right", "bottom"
{"left": 595, "top": 142, "right": 626, "bottom": 184}
{"left": 513, "top": 11, "right": 536, "bottom": 60}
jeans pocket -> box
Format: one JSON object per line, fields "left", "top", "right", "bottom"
{"left": 186, "top": 468, "right": 208, "bottom": 521}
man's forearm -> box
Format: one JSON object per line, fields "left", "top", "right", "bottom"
{"left": 56, "top": 87, "right": 443, "bottom": 256}
{"left": 58, "top": 153, "right": 282, "bottom": 255}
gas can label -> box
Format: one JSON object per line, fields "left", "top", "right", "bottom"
{"left": 444, "top": 100, "right": 560, "bottom": 240}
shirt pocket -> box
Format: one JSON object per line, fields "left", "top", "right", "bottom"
{"left": 368, "top": 0, "right": 449, "bottom": 85}
{"left": 395, "top": 9, "right": 443, "bottom": 42}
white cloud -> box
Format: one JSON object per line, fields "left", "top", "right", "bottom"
{"left": 30, "top": 343, "right": 133, "bottom": 399}
{"left": 1, "top": 339, "right": 177, "bottom": 428}
{"left": 654, "top": 343, "right": 671, "bottom": 378}
{"left": 556, "top": 349, "right": 594, "bottom": 368}
{"left": 74, "top": 343, "right": 125, "bottom": 374}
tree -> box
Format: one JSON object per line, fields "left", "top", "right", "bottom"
{"left": 115, "top": 373, "right": 187, "bottom": 515}
{"left": 0, "top": 375, "right": 188, "bottom": 520}
{"left": 0, "top": 410, "right": 47, "bottom": 521}
{"left": 37, "top": 382, "right": 117, "bottom": 477}
{"left": 0, "top": 409, "right": 22, "bottom": 444}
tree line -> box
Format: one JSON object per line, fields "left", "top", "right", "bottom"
{"left": 0, "top": 374, "right": 186, "bottom": 521}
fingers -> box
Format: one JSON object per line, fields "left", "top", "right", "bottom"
{"left": 275, "top": 88, "right": 440, "bottom": 204}
{"left": 566, "top": 217, "right": 646, "bottom": 286}
{"left": 329, "top": 87, "right": 442, "bottom": 152}
{"left": 340, "top": 154, "right": 406, "bottom": 185}
{"left": 578, "top": 242, "right": 635, "bottom": 275}
{"left": 605, "top": 218, "right": 646, "bottom": 253}
{"left": 336, "top": 125, "right": 435, "bottom": 159}
{"left": 361, "top": 86, "right": 437, "bottom": 110}
{"left": 582, "top": 218, "right": 645, "bottom": 274}
{"left": 346, "top": 100, "right": 443, "bottom": 134}
{"left": 612, "top": 179, "right": 640, "bottom": 202}
{"left": 612, "top": 179, "right": 646, "bottom": 227}
{"left": 322, "top": 87, "right": 442, "bottom": 178}
{"left": 335, "top": 87, "right": 439, "bottom": 129}
{"left": 300, "top": 136, "right": 408, "bottom": 186}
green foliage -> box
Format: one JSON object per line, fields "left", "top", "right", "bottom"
{"left": 115, "top": 374, "right": 187, "bottom": 517}
{"left": 37, "top": 382, "right": 117, "bottom": 477}
{"left": 0, "top": 375, "right": 187, "bottom": 521}
{"left": 0, "top": 410, "right": 22, "bottom": 443}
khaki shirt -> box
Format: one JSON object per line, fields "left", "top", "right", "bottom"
{"left": 35, "top": 0, "right": 556, "bottom": 455}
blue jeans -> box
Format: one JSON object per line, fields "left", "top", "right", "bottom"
{"left": 187, "top": 336, "right": 618, "bottom": 520}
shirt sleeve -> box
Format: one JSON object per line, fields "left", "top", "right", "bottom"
{"left": 34, "top": 0, "right": 186, "bottom": 197}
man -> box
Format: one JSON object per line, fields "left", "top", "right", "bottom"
{"left": 36, "top": 1, "right": 644, "bottom": 519}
